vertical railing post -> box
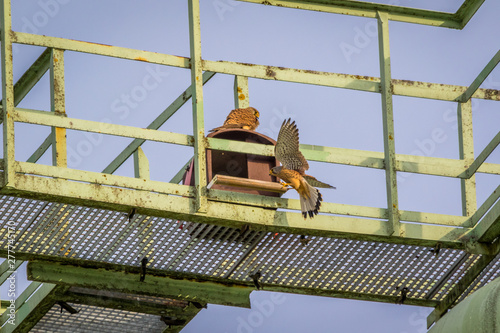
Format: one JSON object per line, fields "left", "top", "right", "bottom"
{"left": 377, "top": 12, "right": 400, "bottom": 236}
{"left": 133, "top": 147, "right": 150, "bottom": 180}
{"left": 458, "top": 101, "right": 477, "bottom": 225}
{"left": 1, "top": 0, "right": 15, "bottom": 186}
{"left": 234, "top": 76, "right": 249, "bottom": 109}
{"left": 188, "top": 0, "right": 207, "bottom": 212}
{"left": 50, "top": 48, "right": 67, "bottom": 167}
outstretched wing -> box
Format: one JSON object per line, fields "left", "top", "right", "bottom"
{"left": 275, "top": 118, "right": 309, "bottom": 173}
{"left": 303, "top": 175, "right": 336, "bottom": 189}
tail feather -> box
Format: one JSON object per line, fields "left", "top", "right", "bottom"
{"left": 300, "top": 182, "right": 323, "bottom": 219}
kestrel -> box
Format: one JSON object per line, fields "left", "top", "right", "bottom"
{"left": 270, "top": 118, "right": 335, "bottom": 219}
{"left": 209, "top": 107, "right": 260, "bottom": 132}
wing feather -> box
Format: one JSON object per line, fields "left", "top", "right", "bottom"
{"left": 275, "top": 118, "right": 309, "bottom": 172}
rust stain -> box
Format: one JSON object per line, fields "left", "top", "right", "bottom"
{"left": 482, "top": 88, "right": 500, "bottom": 100}
{"left": 389, "top": 134, "right": 393, "bottom": 140}
{"left": 135, "top": 56, "right": 148, "bottom": 62}
{"left": 304, "top": 69, "right": 320, "bottom": 75}
{"left": 78, "top": 39, "right": 113, "bottom": 47}
{"left": 238, "top": 93, "right": 245, "bottom": 100}
{"left": 237, "top": 87, "right": 242, "bottom": 93}
{"left": 265, "top": 67, "right": 276, "bottom": 78}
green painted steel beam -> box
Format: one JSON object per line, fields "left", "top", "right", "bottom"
{"left": 426, "top": 251, "right": 498, "bottom": 328}
{"left": 2, "top": 284, "right": 66, "bottom": 333}
{"left": 13, "top": 32, "right": 190, "bottom": 69}
{"left": 13, "top": 108, "right": 194, "bottom": 147}
{"left": 469, "top": 185, "right": 500, "bottom": 227}
{"left": 15, "top": 161, "right": 193, "bottom": 198}
{"left": 1, "top": 172, "right": 475, "bottom": 249}
{"left": 59, "top": 289, "right": 202, "bottom": 318}
{"left": 377, "top": 11, "right": 399, "bottom": 236}
{"left": 455, "top": 0, "right": 486, "bottom": 28}
{"left": 11, "top": 108, "right": 500, "bottom": 179}
{"left": 203, "top": 59, "right": 500, "bottom": 101}
{"left": 102, "top": 71, "right": 215, "bottom": 175}
{"left": 237, "top": 0, "right": 461, "bottom": 28}
{"left": 234, "top": 76, "right": 249, "bottom": 108}
{"left": 465, "top": 131, "right": 500, "bottom": 178}
{"left": 0, "top": 281, "right": 56, "bottom": 329}
{"left": 0, "top": 259, "right": 23, "bottom": 285}
{"left": 20, "top": 256, "right": 439, "bottom": 310}
{"left": 208, "top": 188, "right": 469, "bottom": 227}
{"left": 0, "top": 48, "right": 51, "bottom": 115}
{"left": 10, "top": 160, "right": 471, "bottom": 228}
{"left": 7, "top": 32, "right": 500, "bottom": 103}
{"left": 473, "top": 198, "right": 500, "bottom": 243}
{"left": 133, "top": 147, "right": 150, "bottom": 180}
{"left": 459, "top": 49, "right": 500, "bottom": 102}
{"left": 428, "top": 275, "right": 500, "bottom": 333}
{"left": 457, "top": 101, "right": 477, "bottom": 224}
{"left": 50, "top": 48, "right": 67, "bottom": 168}
{"left": 1, "top": 0, "right": 15, "bottom": 187}
{"left": 27, "top": 260, "right": 252, "bottom": 308}
{"left": 26, "top": 134, "right": 52, "bottom": 163}
{"left": 188, "top": 0, "right": 208, "bottom": 212}
{"left": 170, "top": 157, "right": 193, "bottom": 184}
{"left": 208, "top": 136, "right": 500, "bottom": 177}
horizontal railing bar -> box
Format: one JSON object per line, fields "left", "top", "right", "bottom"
{"left": 13, "top": 108, "right": 194, "bottom": 147}
{"left": 12, "top": 110, "right": 499, "bottom": 178}
{"left": 236, "top": 0, "right": 461, "bottom": 29}
{"left": 3, "top": 173, "right": 471, "bottom": 248}
{"left": 13, "top": 32, "right": 190, "bottom": 69}
{"left": 10, "top": 32, "right": 500, "bottom": 102}
{"left": 15, "top": 161, "right": 194, "bottom": 198}
{"left": 207, "top": 137, "right": 500, "bottom": 177}
{"left": 208, "top": 188, "right": 468, "bottom": 226}
{"left": 203, "top": 59, "right": 500, "bottom": 101}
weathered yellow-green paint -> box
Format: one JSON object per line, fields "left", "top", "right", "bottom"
{"left": 133, "top": 147, "right": 150, "bottom": 180}
{"left": 27, "top": 260, "right": 252, "bottom": 308}
{"left": 234, "top": 76, "right": 249, "bottom": 109}
{"left": 188, "top": 0, "right": 207, "bottom": 212}
{"left": 1, "top": 0, "right": 15, "bottom": 186}
{"left": 50, "top": 48, "right": 67, "bottom": 168}
{"left": 14, "top": 108, "right": 194, "bottom": 147}
{"left": 0, "top": 171, "right": 476, "bottom": 250}
{"left": 237, "top": 0, "right": 484, "bottom": 29}
{"left": 457, "top": 101, "right": 477, "bottom": 224}
{"left": 13, "top": 31, "right": 190, "bottom": 69}
{"left": 459, "top": 49, "right": 500, "bottom": 102}
{"left": 377, "top": 11, "right": 399, "bottom": 236}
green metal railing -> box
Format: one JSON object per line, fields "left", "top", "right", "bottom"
{"left": 0, "top": 0, "right": 499, "bottom": 249}
{"left": 0, "top": 0, "right": 499, "bottom": 329}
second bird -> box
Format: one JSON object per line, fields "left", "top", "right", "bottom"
{"left": 209, "top": 107, "right": 260, "bottom": 132}
{"left": 270, "top": 118, "right": 335, "bottom": 219}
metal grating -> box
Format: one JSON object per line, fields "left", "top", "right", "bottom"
{"left": 31, "top": 303, "right": 167, "bottom": 333}
{"left": 1, "top": 194, "right": 497, "bottom": 305}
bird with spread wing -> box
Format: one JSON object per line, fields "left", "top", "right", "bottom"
{"left": 270, "top": 118, "right": 335, "bottom": 219}
{"left": 209, "top": 107, "right": 260, "bottom": 132}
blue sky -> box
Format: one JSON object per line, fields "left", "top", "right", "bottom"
{"left": 4, "top": 0, "right": 500, "bottom": 332}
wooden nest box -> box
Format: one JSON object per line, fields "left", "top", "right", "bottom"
{"left": 182, "top": 128, "right": 286, "bottom": 197}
